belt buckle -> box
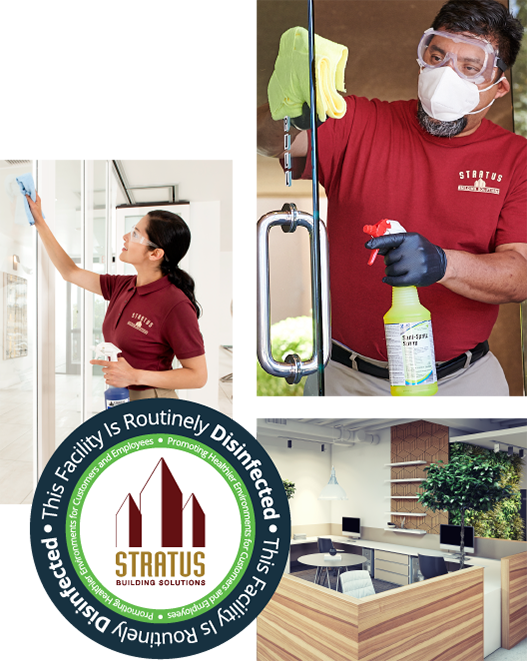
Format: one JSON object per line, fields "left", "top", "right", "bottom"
{"left": 463, "top": 350, "right": 473, "bottom": 370}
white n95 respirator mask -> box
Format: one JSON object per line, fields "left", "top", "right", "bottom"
{"left": 418, "top": 66, "right": 504, "bottom": 121}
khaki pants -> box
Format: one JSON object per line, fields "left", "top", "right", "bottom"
{"left": 129, "top": 388, "right": 179, "bottom": 401}
{"left": 304, "top": 352, "right": 509, "bottom": 396}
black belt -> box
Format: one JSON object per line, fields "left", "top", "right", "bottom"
{"left": 331, "top": 341, "right": 489, "bottom": 381}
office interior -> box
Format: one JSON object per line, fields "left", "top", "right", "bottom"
{"left": 256, "top": 0, "right": 527, "bottom": 395}
{"left": 0, "top": 160, "right": 232, "bottom": 504}
{"left": 256, "top": 418, "right": 527, "bottom": 660}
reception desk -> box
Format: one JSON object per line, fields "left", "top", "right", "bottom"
{"left": 258, "top": 566, "right": 485, "bottom": 661}
{"left": 287, "top": 535, "right": 503, "bottom": 657}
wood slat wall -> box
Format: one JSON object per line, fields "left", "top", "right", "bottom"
{"left": 501, "top": 551, "right": 527, "bottom": 650}
{"left": 391, "top": 421, "right": 449, "bottom": 533}
{"left": 258, "top": 568, "right": 484, "bottom": 661}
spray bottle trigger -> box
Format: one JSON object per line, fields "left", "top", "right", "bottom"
{"left": 368, "top": 249, "right": 380, "bottom": 266}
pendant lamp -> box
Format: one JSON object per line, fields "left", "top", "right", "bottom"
{"left": 319, "top": 466, "right": 348, "bottom": 500}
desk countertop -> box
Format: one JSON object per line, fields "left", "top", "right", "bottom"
{"left": 291, "top": 535, "right": 501, "bottom": 593}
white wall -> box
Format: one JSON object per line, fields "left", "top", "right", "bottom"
{"left": 219, "top": 250, "right": 256, "bottom": 346}
{"left": 332, "top": 427, "right": 391, "bottom": 530}
{"left": 258, "top": 424, "right": 392, "bottom": 532}
{"left": 257, "top": 433, "right": 332, "bottom": 528}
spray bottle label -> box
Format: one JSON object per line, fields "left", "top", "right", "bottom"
{"left": 106, "top": 397, "right": 130, "bottom": 408}
{"left": 385, "top": 320, "right": 437, "bottom": 386}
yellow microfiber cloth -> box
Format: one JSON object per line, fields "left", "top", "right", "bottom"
{"left": 268, "top": 26, "right": 348, "bottom": 123}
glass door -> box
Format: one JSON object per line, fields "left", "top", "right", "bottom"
{"left": 256, "top": 1, "right": 330, "bottom": 417}
{"left": 257, "top": 0, "right": 524, "bottom": 396}
{"left": 512, "top": 3, "right": 527, "bottom": 393}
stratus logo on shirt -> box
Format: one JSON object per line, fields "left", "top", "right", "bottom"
{"left": 458, "top": 169, "right": 502, "bottom": 195}
{"left": 127, "top": 312, "right": 154, "bottom": 335}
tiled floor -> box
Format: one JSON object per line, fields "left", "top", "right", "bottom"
{"left": 0, "top": 373, "right": 108, "bottom": 505}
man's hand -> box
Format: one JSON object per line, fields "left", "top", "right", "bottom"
{"left": 365, "top": 232, "right": 447, "bottom": 287}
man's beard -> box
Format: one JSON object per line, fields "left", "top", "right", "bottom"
{"left": 417, "top": 101, "right": 468, "bottom": 137}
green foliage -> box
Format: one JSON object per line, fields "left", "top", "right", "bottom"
{"left": 257, "top": 316, "right": 313, "bottom": 396}
{"left": 418, "top": 453, "right": 515, "bottom": 567}
{"left": 448, "top": 444, "right": 525, "bottom": 541}
{"left": 282, "top": 479, "right": 296, "bottom": 500}
{"left": 512, "top": 1, "right": 527, "bottom": 137}
{"left": 418, "top": 454, "right": 513, "bottom": 515}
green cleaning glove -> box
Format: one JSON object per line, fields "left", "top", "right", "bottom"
{"left": 268, "top": 26, "right": 348, "bottom": 124}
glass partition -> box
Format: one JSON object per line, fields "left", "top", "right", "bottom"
{"left": 85, "top": 160, "right": 108, "bottom": 416}
{"left": 0, "top": 160, "right": 36, "bottom": 502}
{"left": 511, "top": 0, "right": 527, "bottom": 393}
{"left": 54, "top": 160, "right": 83, "bottom": 446}
{"left": 257, "top": 0, "right": 524, "bottom": 395}
{"left": 255, "top": 0, "right": 318, "bottom": 417}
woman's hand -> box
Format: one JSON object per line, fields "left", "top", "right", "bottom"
{"left": 26, "top": 192, "right": 44, "bottom": 225}
{"left": 90, "top": 357, "right": 138, "bottom": 388}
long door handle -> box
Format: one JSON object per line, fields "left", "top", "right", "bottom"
{"left": 257, "top": 203, "right": 330, "bottom": 384}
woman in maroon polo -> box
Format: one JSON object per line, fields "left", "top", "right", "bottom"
{"left": 28, "top": 196, "right": 206, "bottom": 400}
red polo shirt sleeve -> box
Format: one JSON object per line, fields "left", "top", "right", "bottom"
{"left": 100, "top": 274, "right": 131, "bottom": 302}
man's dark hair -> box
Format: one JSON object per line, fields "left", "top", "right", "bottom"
{"left": 432, "top": 0, "right": 524, "bottom": 68}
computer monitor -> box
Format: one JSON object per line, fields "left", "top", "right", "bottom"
{"left": 439, "top": 524, "right": 475, "bottom": 554}
{"left": 342, "top": 517, "right": 361, "bottom": 539}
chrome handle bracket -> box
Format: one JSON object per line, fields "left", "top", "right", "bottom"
{"left": 257, "top": 204, "right": 331, "bottom": 383}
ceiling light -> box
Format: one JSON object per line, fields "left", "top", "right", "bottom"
{"left": 494, "top": 442, "right": 500, "bottom": 453}
{"left": 319, "top": 467, "right": 348, "bottom": 500}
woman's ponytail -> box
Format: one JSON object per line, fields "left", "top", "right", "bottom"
{"left": 166, "top": 264, "right": 201, "bottom": 318}
{"left": 145, "top": 210, "right": 202, "bottom": 318}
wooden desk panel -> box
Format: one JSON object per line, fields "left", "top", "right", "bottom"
{"left": 258, "top": 574, "right": 359, "bottom": 661}
{"left": 501, "top": 551, "right": 527, "bottom": 650}
{"left": 257, "top": 568, "right": 484, "bottom": 661}
{"left": 358, "top": 567, "right": 484, "bottom": 661}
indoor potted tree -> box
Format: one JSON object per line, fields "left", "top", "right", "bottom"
{"left": 282, "top": 479, "right": 296, "bottom": 500}
{"left": 418, "top": 454, "right": 513, "bottom": 569}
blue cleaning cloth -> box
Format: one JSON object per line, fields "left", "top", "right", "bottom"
{"left": 16, "top": 173, "right": 39, "bottom": 226}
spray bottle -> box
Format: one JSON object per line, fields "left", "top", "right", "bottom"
{"left": 93, "top": 342, "right": 131, "bottom": 408}
{"left": 364, "top": 220, "right": 438, "bottom": 397}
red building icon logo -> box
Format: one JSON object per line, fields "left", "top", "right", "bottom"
{"left": 115, "top": 458, "right": 205, "bottom": 548}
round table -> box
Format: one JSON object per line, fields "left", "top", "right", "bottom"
{"left": 297, "top": 552, "right": 368, "bottom": 590}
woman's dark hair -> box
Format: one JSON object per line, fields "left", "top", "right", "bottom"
{"left": 145, "top": 209, "right": 201, "bottom": 318}
{"left": 432, "top": 0, "right": 524, "bottom": 69}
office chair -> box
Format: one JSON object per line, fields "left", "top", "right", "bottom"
{"left": 340, "top": 570, "right": 375, "bottom": 598}
{"left": 316, "top": 537, "right": 350, "bottom": 584}
{"left": 317, "top": 537, "right": 335, "bottom": 553}
{"left": 418, "top": 554, "right": 448, "bottom": 579}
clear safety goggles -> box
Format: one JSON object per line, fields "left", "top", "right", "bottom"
{"left": 417, "top": 28, "right": 506, "bottom": 85}
{"left": 129, "top": 225, "right": 159, "bottom": 249}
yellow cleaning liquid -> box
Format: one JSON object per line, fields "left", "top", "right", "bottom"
{"left": 384, "top": 286, "right": 438, "bottom": 396}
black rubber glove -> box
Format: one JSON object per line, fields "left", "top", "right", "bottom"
{"left": 291, "top": 102, "right": 322, "bottom": 131}
{"left": 365, "top": 232, "right": 447, "bottom": 287}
